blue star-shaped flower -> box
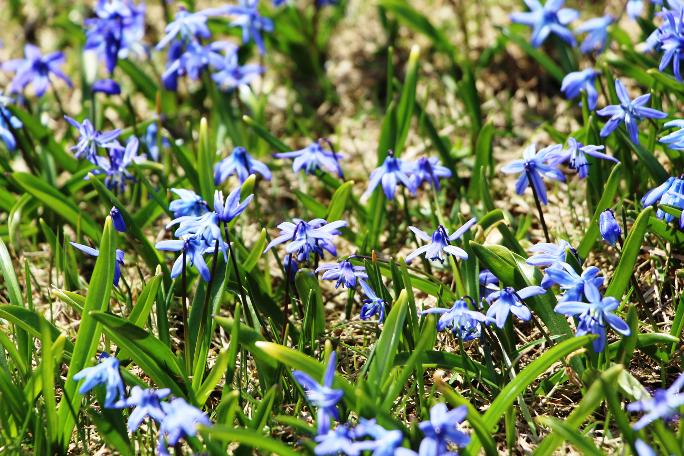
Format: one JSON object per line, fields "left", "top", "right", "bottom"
{"left": 359, "top": 280, "right": 386, "bottom": 322}
{"left": 214, "top": 146, "right": 271, "bottom": 185}
{"left": 509, "top": 0, "right": 579, "bottom": 48}
{"left": 113, "top": 386, "right": 171, "bottom": 432}
{"left": 417, "top": 403, "right": 470, "bottom": 456}
{"left": 501, "top": 144, "right": 565, "bottom": 205}
{"left": 316, "top": 259, "right": 367, "bottom": 289}
{"left": 364, "top": 153, "right": 417, "bottom": 200}
{"left": 73, "top": 353, "right": 125, "bottom": 408}
{"left": 157, "top": 398, "right": 211, "bottom": 456}
{"left": 405, "top": 218, "right": 476, "bottom": 264}
{"left": 422, "top": 299, "right": 491, "bottom": 341}
{"left": 546, "top": 137, "right": 619, "bottom": 179}
{"left": 486, "top": 286, "right": 546, "bottom": 328}
{"left": 2, "top": 44, "right": 72, "bottom": 97}
{"left": 627, "top": 372, "right": 684, "bottom": 430}
{"left": 575, "top": 15, "right": 613, "bottom": 54}
{"left": 561, "top": 69, "right": 599, "bottom": 111}
{"left": 70, "top": 242, "right": 125, "bottom": 287}
{"left": 543, "top": 262, "right": 604, "bottom": 302}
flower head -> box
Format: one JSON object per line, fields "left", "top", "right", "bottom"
{"left": 659, "top": 119, "right": 684, "bottom": 150}
{"left": 409, "top": 156, "right": 452, "bottom": 190}
{"left": 479, "top": 269, "right": 500, "bottom": 300}
{"left": 597, "top": 79, "right": 667, "bottom": 144}
{"left": 575, "top": 15, "right": 613, "bottom": 54}
{"left": 422, "top": 299, "right": 490, "bottom": 341}
{"left": 351, "top": 419, "right": 404, "bottom": 456}
{"left": 264, "top": 218, "right": 347, "bottom": 262}
{"left": 546, "top": 138, "right": 618, "bottom": 179}
{"left": 359, "top": 280, "right": 386, "bottom": 322}
{"left": 2, "top": 44, "right": 72, "bottom": 97}
{"left": 214, "top": 146, "right": 271, "bottom": 184}
{"left": 501, "top": 144, "right": 565, "bottom": 205}
{"left": 405, "top": 218, "right": 476, "bottom": 264}
{"left": 316, "top": 259, "right": 367, "bottom": 288}
{"left": 641, "top": 176, "right": 684, "bottom": 228}
{"left": 486, "top": 286, "right": 546, "bottom": 328}
{"left": 656, "top": 10, "right": 684, "bottom": 81}
{"left": 156, "top": 8, "right": 212, "bottom": 50}
{"left": 292, "top": 352, "right": 344, "bottom": 435}
{"left": 70, "top": 242, "right": 125, "bottom": 287}
{"left": 211, "top": 49, "right": 263, "bottom": 91}
{"left": 73, "top": 353, "right": 125, "bottom": 407}
{"left": 143, "top": 122, "right": 169, "bottom": 161}
{"left": 364, "top": 153, "right": 416, "bottom": 200}
{"left": 110, "top": 206, "right": 126, "bottom": 233}
{"left": 169, "top": 188, "right": 208, "bottom": 218}
{"left": 599, "top": 209, "right": 622, "bottom": 246}
{"left": 509, "top": 0, "right": 579, "bottom": 48}
{"left": 0, "top": 98, "right": 23, "bottom": 152}
{"left": 225, "top": 0, "right": 274, "bottom": 55}
{"left": 113, "top": 386, "right": 171, "bottom": 432}
{"left": 543, "top": 262, "right": 604, "bottom": 302}
{"left": 418, "top": 403, "right": 470, "bottom": 456}
{"left": 526, "top": 239, "right": 572, "bottom": 267}
{"left": 274, "top": 141, "right": 344, "bottom": 178}
{"left": 157, "top": 398, "right": 211, "bottom": 456}
{"left": 627, "top": 372, "right": 684, "bottom": 430}
{"left": 214, "top": 187, "right": 253, "bottom": 223}
{"left": 314, "top": 425, "right": 355, "bottom": 455}
{"left": 92, "top": 78, "right": 122, "bottom": 95}
{"left": 561, "top": 69, "right": 599, "bottom": 111}
{"left": 91, "top": 137, "right": 144, "bottom": 192}
{"left": 65, "top": 116, "right": 121, "bottom": 162}
{"left": 156, "top": 237, "right": 216, "bottom": 281}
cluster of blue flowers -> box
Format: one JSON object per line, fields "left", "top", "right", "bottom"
{"left": 364, "top": 152, "right": 452, "bottom": 200}
{"left": 73, "top": 353, "right": 211, "bottom": 455}
{"left": 293, "top": 351, "right": 470, "bottom": 456}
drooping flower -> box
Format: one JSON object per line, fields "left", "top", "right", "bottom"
{"left": 91, "top": 137, "right": 144, "bottom": 192}
{"left": 155, "top": 237, "right": 214, "bottom": 281}
{"left": 350, "top": 419, "right": 404, "bottom": 456}
{"left": 363, "top": 153, "right": 416, "bottom": 200}
{"left": 162, "top": 40, "right": 229, "bottom": 85}
{"left": 634, "top": 439, "right": 657, "bottom": 456}
{"left": 211, "top": 49, "right": 264, "bottom": 91}
{"left": 656, "top": 10, "right": 684, "bottom": 81}
{"left": 214, "top": 146, "right": 271, "bottom": 184}
{"left": 659, "top": 119, "right": 684, "bottom": 150}
{"left": 156, "top": 8, "right": 212, "bottom": 50}
{"left": 509, "top": 0, "right": 579, "bottom": 48}
{"left": 225, "top": 0, "right": 274, "bottom": 55}
{"left": 169, "top": 188, "right": 208, "bottom": 218}
{"left": 157, "top": 398, "right": 212, "bottom": 456}
{"left": 143, "top": 122, "right": 169, "bottom": 161}
{"left": 546, "top": 137, "right": 619, "bottom": 179}
{"left": 2, "top": 44, "right": 72, "bottom": 97}
{"left": 110, "top": 206, "right": 126, "bottom": 233}
{"left": 417, "top": 403, "right": 470, "bottom": 456}
{"left": 479, "top": 269, "right": 500, "bottom": 300}
{"left": 575, "top": 15, "right": 613, "bottom": 54}
{"left": 70, "top": 242, "right": 125, "bottom": 287}
{"left": 214, "top": 187, "right": 253, "bottom": 223}
{"left": 0, "top": 96, "right": 23, "bottom": 152}
{"left": 73, "top": 353, "right": 125, "bottom": 408}
{"left": 554, "top": 284, "right": 630, "bottom": 352}
{"left": 167, "top": 211, "right": 224, "bottom": 256}
{"left": 597, "top": 79, "right": 667, "bottom": 144}
{"left": 264, "top": 218, "right": 347, "bottom": 262}
{"left": 314, "top": 425, "right": 355, "bottom": 456}
{"left": 113, "top": 386, "right": 171, "bottom": 432}
{"left": 641, "top": 176, "right": 684, "bottom": 228}
{"left": 92, "top": 78, "right": 122, "bottom": 95}
{"left": 542, "top": 262, "right": 604, "bottom": 302}
{"left": 405, "top": 218, "right": 477, "bottom": 263}
{"left": 486, "top": 286, "right": 546, "bottom": 328}
{"left": 409, "top": 156, "right": 452, "bottom": 190}
{"left": 561, "top": 69, "right": 599, "bottom": 111}
{"left": 422, "top": 299, "right": 490, "bottom": 341}
{"left": 292, "top": 351, "right": 344, "bottom": 435}
{"left": 274, "top": 141, "right": 344, "bottom": 178}
{"left": 316, "top": 259, "right": 367, "bottom": 288}
{"left": 599, "top": 209, "right": 622, "bottom": 246}
{"left": 359, "top": 280, "right": 386, "bottom": 322}
{"left": 627, "top": 372, "right": 684, "bottom": 430}
{"left": 501, "top": 144, "right": 565, "bottom": 205}
{"left": 526, "top": 239, "right": 572, "bottom": 267}
{"left": 65, "top": 116, "right": 121, "bottom": 162}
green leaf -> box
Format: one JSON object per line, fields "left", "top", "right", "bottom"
{"left": 618, "top": 130, "right": 668, "bottom": 183}
{"left": 502, "top": 28, "right": 564, "bottom": 82}
{"left": 327, "top": 180, "right": 353, "bottom": 221}
{"left": 196, "top": 347, "right": 231, "bottom": 406}
{"left": 127, "top": 272, "right": 162, "bottom": 327}
{"left": 536, "top": 417, "right": 603, "bottom": 456}
{"left": 295, "top": 269, "right": 325, "bottom": 338}
{"left": 197, "top": 117, "right": 214, "bottom": 203}
{"left": 202, "top": 426, "right": 298, "bottom": 456}
{"left": 242, "top": 115, "right": 289, "bottom": 152}
{"left": 368, "top": 290, "right": 409, "bottom": 392}
{"left": 394, "top": 45, "right": 420, "bottom": 156}
{"left": 468, "top": 122, "right": 495, "bottom": 199}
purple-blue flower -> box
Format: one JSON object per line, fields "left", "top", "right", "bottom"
{"left": 509, "top": 0, "right": 579, "bottom": 48}
{"left": 314, "top": 425, "right": 355, "bottom": 455}
{"left": 155, "top": 237, "right": 214, "bottom": 281}
{"left": 561, "top": 69, "right": 599, "bottom": 111}
{"left": 65, "top": 116, "right": 121, "bottom": 162}
{"left": 211, "top": 49, "right": 263, "bottom": 91}
{"left": 264, "top": 218, "right": 347, "bottom": 262}
{"left": 546, "top": 138, "right": 618, "bottom": 179}
{"left": 292, "top": 351, "right": 344, "bottom": 435}
{"left": 162, "top": 41, "right": 228, "bottom": 85}
{"left": 274, "top": 141, "right": 344, "bottom": 178}
{"left": 409, "top": 156, "right": 452, "bottom": 190}
{"left": 659, "top": 119, "right": 684, "bottom": 150}
{"left": 501, "top": 144, "right": 565, "bottom": 205}
{"left": 113, "top": 386, "right": 171, "bottom": 432}
{"left": 70, "top": 242, "right": 125, "bottom": 287}
{"left": 486, "top": 286, "right": 546, "bottom": 328}
{"left": 656, "top": 10, "right": 684, "bottom": 81}
{"left": 599, "top": 209, "right": 622, "bottom": 246}
{"left": 169, "top": 188, "right": 208, "bottom": 218}
{"left": 316, "top": 259, "right": 367, "bottom": 288}
{"left": 597, "top": 79, "right": 667, "bottom": 144}
{"left": 143, "top": 122, "right": 169, "bottom": 161}
{"left": 92, "top": 78, "right": 122, "bottom": 95}
{"left": 156, "top": 8, "right": 212, "bottom": 50}
{"left": 641, "top": 176, "right": 684, "bottom": 228}
{"left": 417, "top": 403, "right": 470, "bottom": 456}
{"left": 214, "top": 146, "right": 271, "bottom": 185}
{"left": 575, "top": 15, "right": 613, "bottom": 54}
{"left": 479, "top": 269, "right": 500, "bottom": 300}
{"left": 627, "top": 372, "right": 684, "bottom": 430}
{"left": 73, "top": 353, "right": 125, "bottom": 408}
{"left": 214, "top": 187, "right": 253, "bottom": 223}
{"left": 2, "top": 44, "right": 72, "bottom": 97}
{"left": 405, "top": 218, "right": 476, "bottom": 263}
{"left": 554, "top": 284, "right": 630, "bottom": 352}
{"left": 526, "top": 239, "right": 572, "bottom": 267}
{"left": 0, "top": 97, "right": 22, "bottom": 152}
{"left": 543, "top": 262, "right": 604, "bottom": 302}
{"left": 157, "top": 398, "right": 211, "bottom": 456}
{"left": 225, "top": 0, "right": 274, "bottom": 55}
{"left": 422, "top": 299, "right": 490, "bottom": 341}
{"left": 110, "top": 206, "right": 126, "bottom": 233}
{"left": 350, "top": 419, "right": 404, "bottom": 456}
{"left": 364, "top": 153, "right": 416, "bottom": 200}
{"left": 359, "top": 280, "right": 386, "bottom": 322}
{"left": 91, "top": 137, "right": 144, "bottom": 192}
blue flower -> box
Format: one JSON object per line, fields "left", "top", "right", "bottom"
{"left": 316, "top": 259, "right": 367, "bottom": 288}
{"left": 509, "top": 0, "right": 579, "bottom": 48}
{"left": 526, "top": 239, "right": 572, "bottom": 267}
{"left": 546, "top": 138, "right": 618, "bottom": 179}
{"left": 359, "top": 280, "right": 386, "bottom": 322}
{"left": 314, "top": 425, "right": 355, "bottom": 456}
{"left": 70, "top": 242, "right": 125, "bottom": 287}
{"left": 113, "top": 386, "right": 171, "bottom": 432}
{"left": 561, "top": 69, "right": 599, "bottom": 111}
{"left": 168, "top": 212, "right": 223, "bottom": 254}
{"left": 143, "top": 123, "right": 169, "bottom": 161}
{"left": 91, "top": 137, "right": 144, "bottom": 192}
{"left": 597, "top": 79, "right": 667, "bottom": 144}
{"left": 162, "top": 41, "right": 229, "bottom": 85}
{"left": 351, "top": 419, "right": 404, "bottom": 456}
{"left": 0, "top": 97, "right": 23, "bottom": 152}
{"left": 575, "top": 15, "right": 613, "bottom": 54}
{"left": 214, "top": 187, "right": 253, "bottom": 223}
{"left": 225, "top": 0, "right": 274, "bottom": 55}
{"left": 405, "top": 218, "right": 477, "bottom": 263}
{"left": 92, "top": 78, "right": 122, "bottom": 95}
{"left": 363, "top": 153, "right": 416, "bottom": 200}
{"left": 542, "top": 262, "right": 604, "bottom": 302}
{"left": 409, "top": 156, "right": 452, "bottom": 190}
{"left": 417, "top": 403, "right": 470, "bottom": 456}
{"left": 627, "top": 372, "right": 684, "bottom": 430}
{"left": 84, "top": 0, "right": 146, "bottom": 74}
{"left": 656, "top": 10, "right": 684, "bottom": 81}
{"left": 422, "top": 299, "right": 490, "bottom": 341}
{"left": 641, "top": 176, "right": 684, "bottom": 227}
{"left": 214, "top": 146, "right": 271, "bottom": 184}
{"left": 65, "top": 116, "right": 121, "bottom": 162}
{"left": 627, "top": 0, "right": 645, "bottom": 19}
{"left": 157, "top": 398, "right": 212, "bottom": 456}
{"left": 659, "top": 119, "right": 684, "bottom": 150}
{"left": 156, "top": 8, "right": 212, "bottom": 50}
{"left": 479, "top": 269, "right": 500, "bottom": 300}
{"left": 169, "top": 188, "right": 208, "bottom": 217}
{"left": 554, "top": 284, "right": 630, "bottom": 352}
{"left": 211, "top": 49, "right": 263, "bottom": 91}
{"left": 155, "top": 237, "right": 214, "bottom": 281}
{"left": 486, "top": 286, "right": 546, "bottom": 328}
{"left": 292, "top": 351, "right": 344, "bottom": 435}
{"left": 634, "top": 439, "right": 657, "bottom": 456}
{"left": 274, "top": 141, "right": 344, "bottom": 178}
{"left": 110, "top": 206, "right": 126, "bottom": 233}
{"left": 599, "top": 209, "right": 622, "bottom": 246}
{"left": 73, "top": 353, "right": 125, "bottom": 408}
{"left": 264, "top": 218, "right": 347, "bottom": 262}
{"left": 501, "top": 144, "right": 565, "bottom": 205}
{"left": 2, "top": 44, "right": 72, "bottom": 97}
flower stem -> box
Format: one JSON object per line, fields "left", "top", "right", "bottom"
{"left": 181, "top": 249, "right": 190, "bottom": 374}
{"left": 223, "top": 223, "right": 249, "bottom": 322}
{"left": 526, "top": 170, "right": 551, "bottom": 242}
{"left": 194, "top": 240, "right": 221, "bottom": 363}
